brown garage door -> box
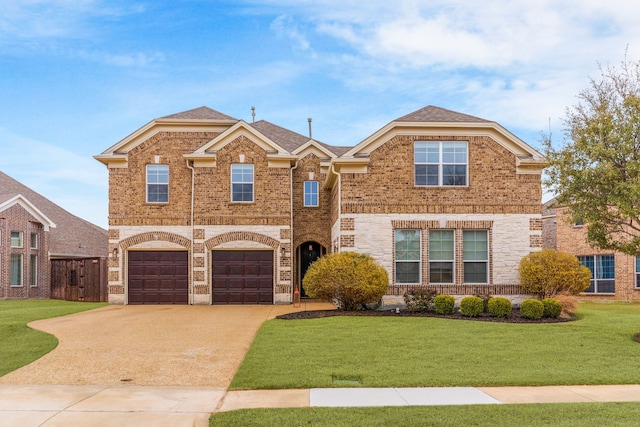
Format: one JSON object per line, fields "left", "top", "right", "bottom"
{"left": 211, "top": 250, "right": 273, "bottom": 304}
{"left": 128, "top": 251, "right": 188, "bottom": 304}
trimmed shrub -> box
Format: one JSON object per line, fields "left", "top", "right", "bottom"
{"left": 404, "top": 288, "right": 437, "bottom": 312}
{"left": 433, "top": 294, "right": 455, "bottom": 315}
{"left": 488, "top": 297, "right": 512, "bottom": 318}
{"left": 460, "top": 296, "right": 484, "bottom": 317}
{"left": 542, "top": 298, "right": 563, "bottom": 318}
{"left": 519, "top": 249, "right": 591, "bottom": 298}
{"left": 302, "top": 251, "right": 389, "bottom": 311}
{"left": 520, "top": 299, "right": 544, "bottom": 320}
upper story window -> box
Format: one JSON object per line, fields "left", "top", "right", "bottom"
{"left": 578, "top": 255, "right": 615, "bottom": 294}
{"left": 10, "top": 231, "right": 23, "bottom": 248}
{"left": 463, "top": 230, "right": 489, "bottom": 283}
{"left": 146, "top": 165, "right": 169, "bottom": 203}
{"left": 304, "top": 181, "right": 319, "bottom": 207}
{"left": 30, "top": 233, "right": 38, "bottom": 249}
{"left": 395, "top": 229, "right": 421, "bottom": 283}
{"left": 231, "top": 164, "right": 254, "bottom": 202}
{"left": 415, "top": 141, "right": 467, "bottom": 186}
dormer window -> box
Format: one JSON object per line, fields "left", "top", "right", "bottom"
{"left": 415, "top": 141, "right": 467, "bottom": 186}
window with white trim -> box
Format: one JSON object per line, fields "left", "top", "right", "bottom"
{"left": 231, "top": 164, "right": 254, "bottom": 202}
{"left": 635, "top": 257, "right": 640, "bottom": 288}
{"left": 30, "top": 255, "right": 38, "bottom": 287}
{"left": 463, "top": 230, "right": 489, "bottom": 283}
{"left": 11, "top": 254, "right": 23, "bottom": 286}
{"left": 30, "top": 233, "right": 38, "bottom": 249}
{"left": 304, "top": 181, "right": 319, "bottom": 207}
{"left": 429, "top": 230, "right": 454, "bottom": 283}
{"left": 415, "top": 141, "right": 467, "bottom": 186}
{"left": 395, "top": 229, "right": 421, "bottom": 283}
{"left": 10, "top": 231, "right": 23, "bottom": 248}
{"left": 578, "top": 255, "right": 615, "bottom": 294}
{"left": 146, "top": 165, "right": 169, "bottom": 203}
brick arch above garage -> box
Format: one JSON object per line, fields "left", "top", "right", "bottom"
{"left": 119, "top": 231, "right": 192, "bottom": 250}
{"left": 205, "top": 231, "right": 280, "bottom": 250}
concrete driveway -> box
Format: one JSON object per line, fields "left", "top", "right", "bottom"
{"left": 0, "top": 303, "right": 334, "bottom": 426}
{"left": 1, "top": 303, "right": 331, "bottom": 387}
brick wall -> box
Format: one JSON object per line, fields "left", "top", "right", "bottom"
{"left": 555, "top": 207, "right": 640, "bottom": 301}
{"left": 0, "top": 204, "right": 50, "bottom": 299}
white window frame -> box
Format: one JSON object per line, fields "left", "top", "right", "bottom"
{"left": 30, "top": 255, "right": 38, "bottom": 287}
{"left": 10, "top": 231, "right": 23, "bottom": 248}
{"left": 394, "top": 229, "right": 421, "bottom": 284}
{"left": 414, "top": 141, "right": 468, "bottom": 187}
{"left": 11, "top": 253, "right": 23, "bottom": 287}
{"left": 578, "top": 255, "right": 615, "bottom": 294}
{"left": 428, "top": 229, "right": 455, "bottom": 284}
{"left": 146, "top": 164, "right": 169, "bottom": 203}
{"left": 30, "top": 233, "right": 38, "bottom": 249}
{"left": 231, "top": 164, "right": 254, "bottom": 203}
{"left": 463, "top": 230, "right": 489, "bottom": 284}
{"left": 304, "top": 181, "right": 319, "bottom": 207}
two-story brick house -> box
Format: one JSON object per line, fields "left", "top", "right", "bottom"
{"left": 95, "top": 105, "right": 546, "bottom": 305}
{"left": 0, "top": 171, "right": 108, "bottom": 300}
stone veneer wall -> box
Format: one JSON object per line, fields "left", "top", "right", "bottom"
{"left": 555, "top": 208, "right": 640, "bottom": 301}
{"left": 343, "top": 213, "right": 541, "bottom": 295}
{"left": 109, "top": 224, "right": 291, "bottom": 305}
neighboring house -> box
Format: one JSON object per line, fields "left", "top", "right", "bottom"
{"left": 95, "top": 105, "right": 546, "bottom": 305}
{"left": 0, "top": 171, "right": 108, "bottom": 300}
{"left": 543, "top": 200, "right": 640, "bottom": 301}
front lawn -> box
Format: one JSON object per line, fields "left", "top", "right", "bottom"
{"left": 210, "top": 402, "right": 640, "bottom": 427}
{"left": 230, "top": 303, "right": 640, "bottom": 389}
{"left": 0, "top": 300, "right": 106, "bottom": 376}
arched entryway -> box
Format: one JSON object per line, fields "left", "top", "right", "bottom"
{"left": 297, "top": 241, "right": 326, "bottom": 297}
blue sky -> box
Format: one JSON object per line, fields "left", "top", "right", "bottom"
{"left": 1, "top": 0, "right": 639, "bottom": 229}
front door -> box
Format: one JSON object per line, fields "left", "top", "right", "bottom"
{"left": 299, "top": 241, "right": 324, "bottom": 297}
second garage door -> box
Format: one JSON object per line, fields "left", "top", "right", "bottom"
{"left": 128, "top": 251, "right": 188, "bottom": 305}
{"left": 211, "top": 250, "right": 273, "bottom": 304}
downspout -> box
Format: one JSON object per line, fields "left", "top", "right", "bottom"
{"left": 186, "top": 159, "right": 195, "bottom": 305}
{"left": 330, "top": 162, "right": 341, "bottom": 253}
{"left": 290, "top": 158, "right": 299, "bottom": 297}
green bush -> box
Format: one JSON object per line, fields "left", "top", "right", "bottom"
{"left": 302, "top": 252, "right": 389, "bottom": 311}
{"left": 404, "top": 288, "right": 437, "bottom": 312}
{"left": 488, "top": 297, "right": 512, "bottom": 318}
{"left": 460, "top": 296, "right": 484, "bottom": 317}
{"left": 520, "top": 299, "right": 544, "bottom": 320}
{"left": 542, "top": 298, "right": 563, "bottom": 318}
{"left": 433, "top": 294, "right": 455, "bottom": 315}
{"left": 519, "top": 249, "right": 591, "bottom": 298}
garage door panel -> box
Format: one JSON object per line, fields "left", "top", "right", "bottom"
{"left": 128, "top": 251, "right": 188, "bottom": 305}
{"left": 212, "top": 250, "right": 273, "bottom": 305}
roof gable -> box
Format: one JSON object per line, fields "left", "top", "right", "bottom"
{"left": 0, "top": 194, "right": 56, "bottom": 231}
{"left": 395, "top": 105, "right": 489, "bottom": 123}
{"left": 159, "top": 106, "right": 237, "bottom": 121}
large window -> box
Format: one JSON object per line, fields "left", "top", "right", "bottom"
{"left": 10, "top": 231, "right": 23, "bottom": 248}
{"left": 304, "top": 181, "right": 319, "bottom": 207}
{"left": 578, "top": 255, "right": 615, "bottom": 294}
{"left": 395, "top": 230, "right": 421, "bottom": 283}
{"left": 429, "top": 230, "right": 454, "bottom": 283}
{"left": 415, "top": 141, "right": 467, "bottom": 186}
{"left": 231, "top": 164, "right": 254, "bottom": 202}
{"left": 11, "top": 254, "right": 22, "bottom": 286}
{"left": 146, "top": 165, "right": 169, "bottom": 203}
{"left": 30, "top": 255, "right": 38, "bottom": 287}
{"left": 463, "top": 230, "right": 489, "bottom": 283}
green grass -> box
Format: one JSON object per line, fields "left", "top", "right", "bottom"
{"left": 210, "top": 402, "right": 640, "bottom": 427}
{"left": 230, "top": 302, "right": 640, "bottom": 389}
{"left": 0, "top": 300, "right": 106, "bottom": 376}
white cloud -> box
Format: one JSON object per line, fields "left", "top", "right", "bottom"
{"left": 271, "top": 15, "right": 311, "bottom": 52}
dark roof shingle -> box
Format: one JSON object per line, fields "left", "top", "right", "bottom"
{"left": 160, "top": 106, "right": 238, "bottom": 121}
{"left": 395, "top": 105, "right": 489, "bottom": 123}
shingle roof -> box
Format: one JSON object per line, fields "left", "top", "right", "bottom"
{"left": 249, "top": 120, "right": 352, "bottom": 156}
{"left": 160, "top": 106, "right": 238, "bottom": 121}
{"left": 0, "top": 171, "right": 107, "bottom": 258}
{"left": 395, "top": 105, "right": 489, "bottom": 123}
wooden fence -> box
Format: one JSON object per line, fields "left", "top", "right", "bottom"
{"left": 51, "top": 258, "right": 108, "bottom": 302}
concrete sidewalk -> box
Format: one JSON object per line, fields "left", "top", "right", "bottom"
{"left": 3, "top": 384, "right": 640, "bottom": 426}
